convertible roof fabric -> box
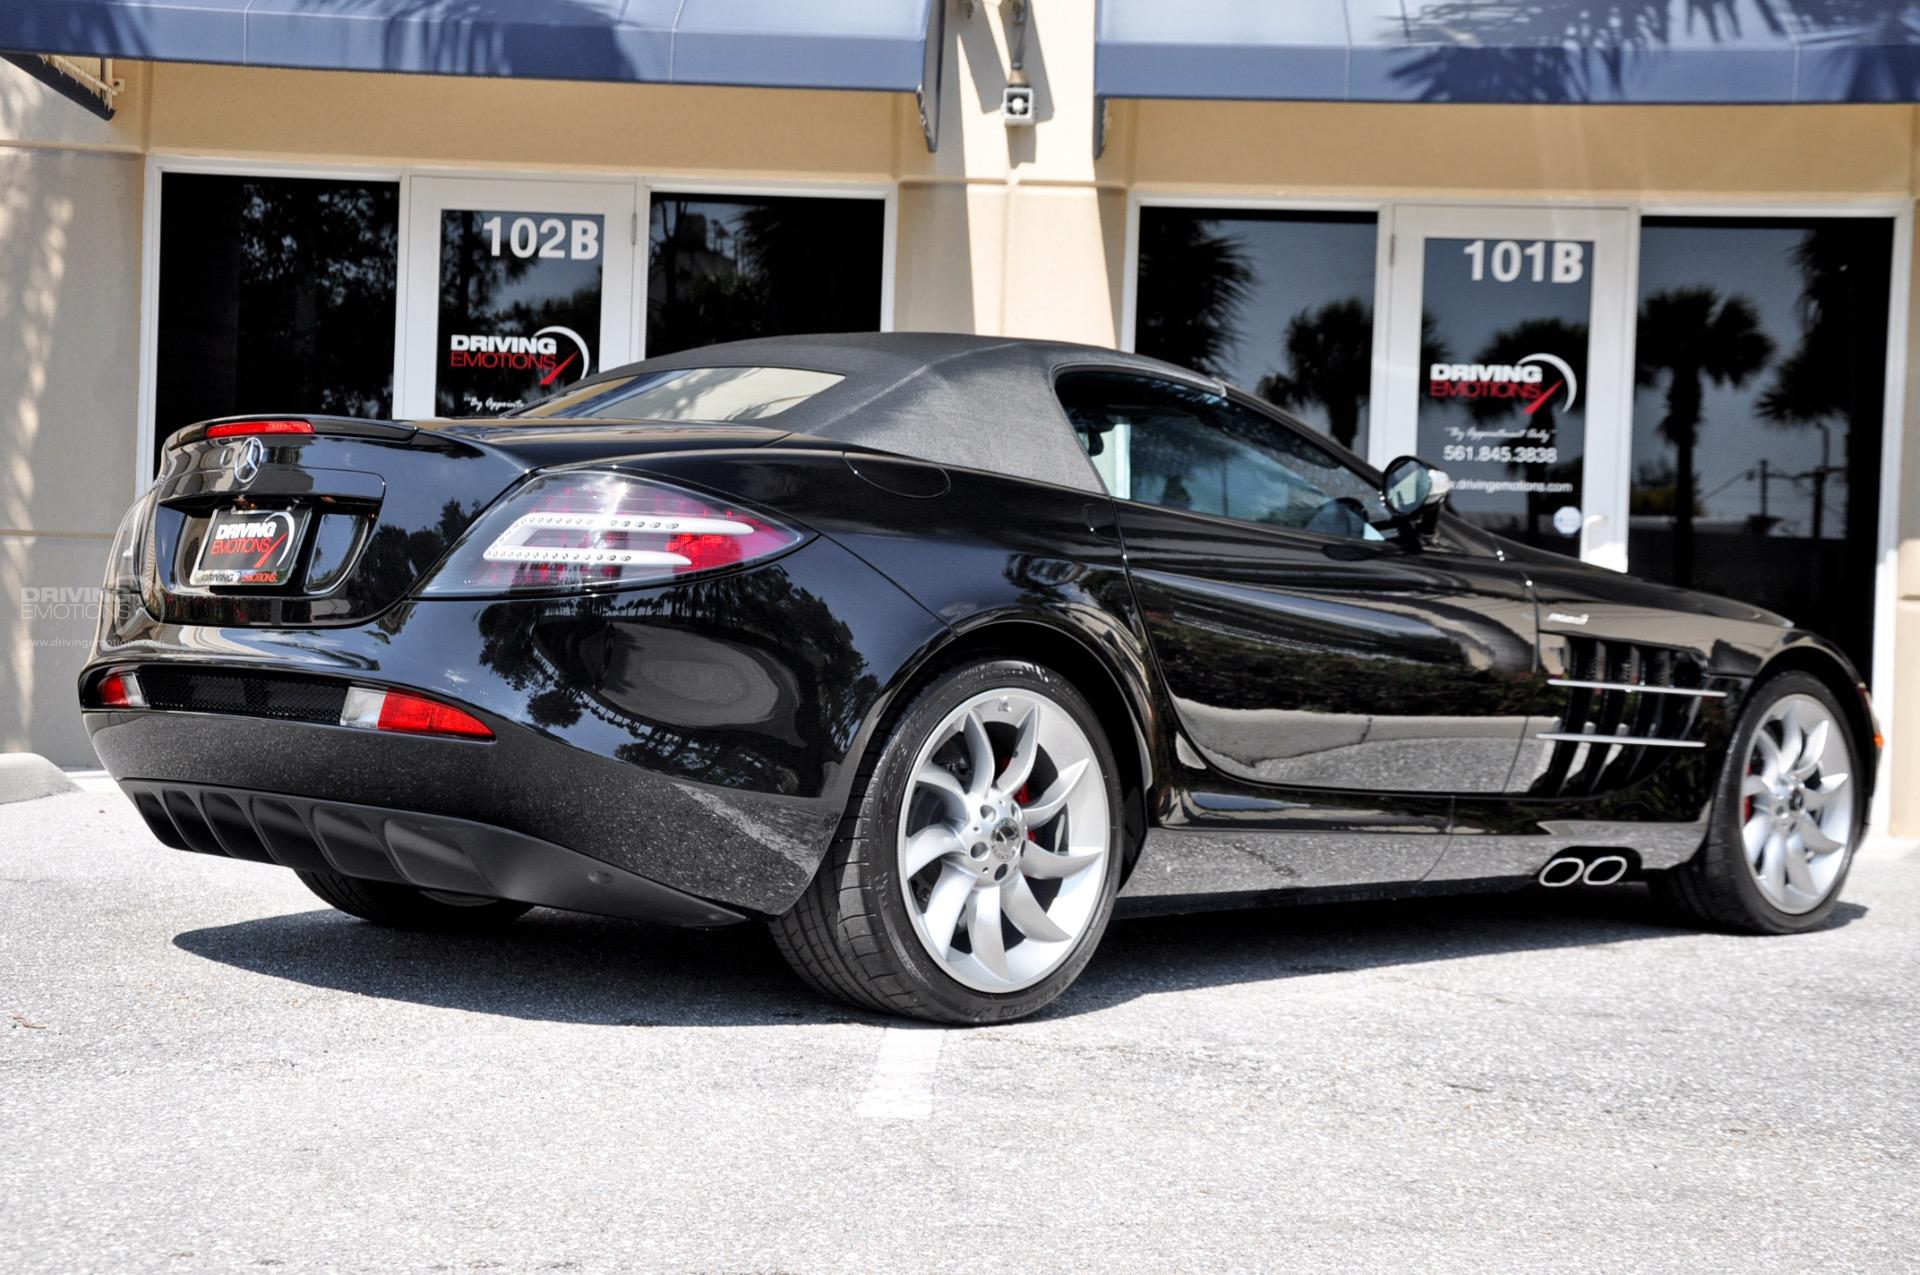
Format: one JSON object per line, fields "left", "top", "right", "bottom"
{"left": 598, "top": 332, "right": 1225, "bottom": 497}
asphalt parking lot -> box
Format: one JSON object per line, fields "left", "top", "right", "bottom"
{"left": 4, "top": 783, "right": 1917, "bottom": 1274}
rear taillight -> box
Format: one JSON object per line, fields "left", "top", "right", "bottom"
{"left": 419, "top": 470, "right": 807, "bottom": 597}
{"left": 340, "top": 687, "right": 493, "bottom": 740}
{"left": 205, "top": 419, "right": 314, "bottom": 439}
{"left": 101, "top": 487, "right": 157, "bottom": 604}
{"left": 95, "top": 669, "right": 146, "bottom": 709}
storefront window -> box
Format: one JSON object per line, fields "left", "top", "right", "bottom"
{"left": 645, "top": 194, "right": 885, "bottom": 359}
{"left": 153, "top": 173, "right": 399, "bottom": 472}
{"left": 1630, "top": 217, "right": 1891, "bottom": 679}
{"left": 1134, "top": 208, "right": 1378, "bottom": 453}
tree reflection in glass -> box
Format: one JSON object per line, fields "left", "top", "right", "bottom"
{"left": 154, "top": 174, "right": 399, "bottom": 473}
{"left": 1136, "top": 208, "right": 1378, "bottom": 452}
{"left": 646, "top": 195, "right": 884, "bottom": 359}
{"left": 1630, "top": 217, "right": 1891, "bottom": 679}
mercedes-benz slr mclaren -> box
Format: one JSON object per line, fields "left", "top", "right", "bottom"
{"left": 82, "top": 334, "right": 1879, "bottom": 1023}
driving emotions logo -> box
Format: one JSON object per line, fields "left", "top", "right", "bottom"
{"left": 1429, "top": 353, "right": 1579, "bottom": 416}
{"left": 204, "top": 512, "right": 299, "bottom": 578}
{"left": 448, "top": 325, "right": 593, "bottom": 388}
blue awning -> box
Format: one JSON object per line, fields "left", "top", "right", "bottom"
{"left": 0, "top": 0, "right": 945, "bottom": 146}
{"left": 1097, "top": 0, "right": 1920, "bottom": 150}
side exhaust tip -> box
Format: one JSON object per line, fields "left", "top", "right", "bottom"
{"left": 1537, "top": 856, "right": 1586, "bottom": 888}
{"left": 1582, "top": 854, "right": 1630, "bottom": 886}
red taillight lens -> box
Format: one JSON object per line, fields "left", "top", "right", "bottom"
{"left": 96, "top": 669, "right": 145, "bottom": 709}
{"left": 206, "top": 419, "right": 314, "bottom": 439}
{"left": 340, "top": 687, "right": 492, "bottom": 740}
{"left": 419, "top": 471, "right": 807, "bottom": 596}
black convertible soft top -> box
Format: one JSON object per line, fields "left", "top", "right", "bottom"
{"left": 587, "top": 332, "right": 1225, "bottom": 496}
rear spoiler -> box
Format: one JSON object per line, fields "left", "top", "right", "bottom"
{"left": 167, "top": 415, "right": 421, "bottom": 449}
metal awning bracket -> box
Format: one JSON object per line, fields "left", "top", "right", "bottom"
{"left": 2, "top": 52, "right": 120, "bottom": 119}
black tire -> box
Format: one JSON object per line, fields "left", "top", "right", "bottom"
{"left": 769, "top": 658, "right": 1126, "bottom": 1024}
{"left": 1653, "top": 671, "right": 1864, "bottom": 934}
{"left": 297, "top": 870, "right": 533, "bottom": 933}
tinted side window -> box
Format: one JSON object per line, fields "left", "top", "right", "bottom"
{"left": 1058, "top": 373, "right": 1389, "bottom": 540}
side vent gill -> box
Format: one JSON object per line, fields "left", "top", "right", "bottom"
{"left": 1532, "top": 638, "right": 1723, "bottom": 797}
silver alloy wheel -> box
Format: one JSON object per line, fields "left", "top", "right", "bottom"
{"left": 897, "top": 687, "right": 1110, "bottom": 993}
{"left": 1741, "top": 693, "right": 1855, "bottom": 915}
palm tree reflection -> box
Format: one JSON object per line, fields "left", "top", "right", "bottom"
{"left": 1633, "top": 288, "right": 1772, "bottom": 585}
{"left": 1260, "top": 305, "right": 1450, "bottom": 451}
{"left": 1135, "top": 213, "right": 1253, "bottom": 379}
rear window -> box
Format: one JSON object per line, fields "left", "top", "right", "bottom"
{"left": 510, "top": 366, "right": 842, "bottom": 422}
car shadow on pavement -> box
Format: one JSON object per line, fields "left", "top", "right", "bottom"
{"left": 172, "top": 886, "right": 1866, "bottom": 1028}
{"left": 1062, "top": 887, "right": 1867, "bottom": 1018}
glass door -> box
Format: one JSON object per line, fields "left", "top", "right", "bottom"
{"left": 400, "top": 177, "right": 637, "bottom": 419}
{"left": 1628, "top": 215, "right": 1892, "bottom": 682}
{"left": 1380, "top": 206, "right": 1632, "bottom": 569}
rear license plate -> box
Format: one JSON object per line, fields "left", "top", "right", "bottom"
{"left": 190, "top": 506, "right": 310, "bottom": 587}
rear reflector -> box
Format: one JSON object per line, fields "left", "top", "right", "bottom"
{"left": 206, "top": 419, "right": 314, "bottom": 439}
{"left": 96, "top": 669, "right": 146, "bottom": 709}
{"left": 339, "top": 686, "right": 492, "bottom": 740}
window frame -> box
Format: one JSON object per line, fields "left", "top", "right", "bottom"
{"left": 640, "top": 180, "right": 897, "bottom": 364}
{"left": 1058, "top": 366, "right": 1410, "bottom": 550}
{"left": 135, "top": 158, "right": 899, "bottom": 486}
{"left": 137, "top": 157, "right": 410, "bottom": 490}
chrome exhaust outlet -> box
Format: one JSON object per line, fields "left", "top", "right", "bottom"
{"left": 1537, "top": 856, "right": 1586, "bottom": 888}
{"left": 1582, "top": 854, "right": 1630, "bottom": 886}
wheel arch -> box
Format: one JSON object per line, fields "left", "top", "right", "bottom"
{"left": 882, "top": 616, "right": 1157, "bottom": 879}
{"left": 1748, "top": 638, "right": 1881, "bottom": 802}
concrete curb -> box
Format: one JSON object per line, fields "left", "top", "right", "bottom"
{"left": 0, "top": 754, "right": 81, "bottom": 804}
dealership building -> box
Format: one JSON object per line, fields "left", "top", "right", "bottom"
{"left": 2, "top": 1, "right": 1918, "bottom": 833}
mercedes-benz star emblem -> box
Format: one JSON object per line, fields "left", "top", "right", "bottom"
{"left": 231, "top": 436, "right": 266, "bottom": 487}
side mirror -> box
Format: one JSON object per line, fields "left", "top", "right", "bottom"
{"left": 1381, "top": 455, "right": 1452, "bottom": 536}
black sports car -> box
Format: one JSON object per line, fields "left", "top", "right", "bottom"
{"left": 83, "top": 333, "right": 1880, "bottom": 1023}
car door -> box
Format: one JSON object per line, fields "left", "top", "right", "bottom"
{"left": 1059, "top": 371, "right": 1540, "bottom": 805}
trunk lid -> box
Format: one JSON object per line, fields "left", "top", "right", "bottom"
{"left": 147, "top": 416, "right": 788, "bottom": 626}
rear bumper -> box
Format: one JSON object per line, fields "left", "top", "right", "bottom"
{"left": 123, "top": 779, "right": 744, "bottom": 928}
{"left": 81, "top": 537, "right": 949, "bottom": 915}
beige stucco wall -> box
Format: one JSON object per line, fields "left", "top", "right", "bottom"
{"left": 1116, "top": 100, "right": 1917, "bottom": 199}
{"left": 0, "top": 63, "right": 147, "bottom": 765}
{"left": 0, "top": 4, "right": 1913, "bottom": 824}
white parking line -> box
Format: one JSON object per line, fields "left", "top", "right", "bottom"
{"left": 854, "top": 1027, "right": 945, "bottom": 1120}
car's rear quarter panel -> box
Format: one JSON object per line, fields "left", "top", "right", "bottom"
{"left": 87, "top": 531, "right": 947, "bottom": 915}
